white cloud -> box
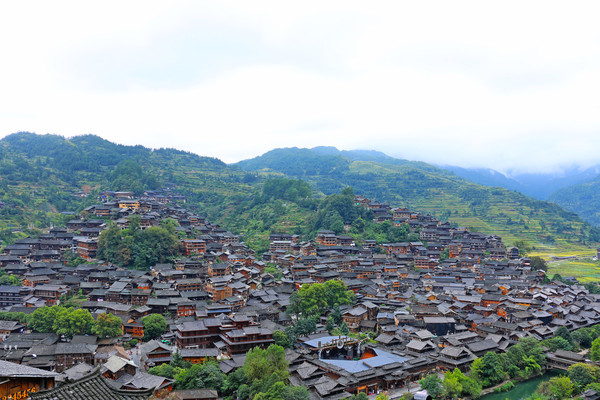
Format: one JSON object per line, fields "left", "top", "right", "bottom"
{"left": 2, "top": 1, "right": 600, "bottom": 173}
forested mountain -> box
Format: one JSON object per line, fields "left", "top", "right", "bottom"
{"left": 0, "top": 133, "right": 598, "bottom": 255}
{"left": 0, "top": 132, "right": 253, "bottom": 243}
{"left": 236, "top": 147, "right": 600, "bottom": 252}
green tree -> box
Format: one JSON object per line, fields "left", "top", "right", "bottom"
{"left": 91, "top": 313, "right": 123, "bottom": 338}
{"left": 443, "top": 368, "right": 481, "bottom": 399}
{"left": 171, "top": 350, "right": 191, "bottom": 369}
{"left": 222, "top": 368, "right": 247, "bottom": 397}
{"left": 142, "top": 314, "right": 167, "bottom": 341}
{"left": 253, "top": 381, "right": 310, "bottom": 400}
{"left": 543, "top": 336, "right": 573, "bottom": 352}
{"left": 174, "top": 361, "right": 225, "bottom": 390}
{"left": 585, "top": 382, "right": 600, "bottom": 393}
{"left": 443, "top": 375, "right": 462, "bottom": 399}
{"left": 591, "top": 337, "right": 600, "bottom": 361}
{"left": 273, "top": 330, "right": 291, "bottom": 348}
{"left": 585, "top": 282, "right": 600, "bottom": 294}
{"left": 244, "top": 345, "right": 288, "bottom": 383}
{"left": 28, "top": 306, "right": 59, "bottom": 333}
{"left": 505, "top": 337, "right": 546, "bottom": 372}
{"left": 62, "top": 252, "right": 87, "bottom": 268}
{"left": 0, "top": 269, "right": 21, "bottom": 286}
{"left": 568, "top": 363, "right": 600, "bottom": 393}
{"left": 555, "top": 326, "right": 573, "bottom": 344}
{"left": 529, "top": 256, "right": 548, "bottom": 272}
{"left": 97, "top": 221, "right": 181, "bottom": 269}
{"left": 470, "top": 352, "right": 505, "bottom": 387}
{"left": 0, "top": 312, "right": 28, "bottom": 323}
{"left": 419, "top": 374, "right": 444, "bottom": 399}
{"left": 288, "top": 280, "right": 354, "bottom": 318}
{"left": 537, "top": 376, "right": 574, "bottom": 399}
{"left": 148, "top": 363, "right": 177, "bottom": 379}
{"left": 53, "top": 308, "right": 94, "bottom": 339}
{"left": 347, "top": 394, "right": 369, "bottom": 400}
{"left": 572, "top": 328, "right": 593, "bottom": 349}
{"left": 513, "top": 240, "right": 532, "bottom": 256}
{"left": 522, "top": 355, "right": 542, "bottom": 377}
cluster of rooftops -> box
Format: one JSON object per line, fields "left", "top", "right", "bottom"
{"left": 0, "top": 191, "right": 595, "bottom": 399}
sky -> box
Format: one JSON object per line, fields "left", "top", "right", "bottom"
{"left": 2, "top": 1, "right": 600, "bottom": 174}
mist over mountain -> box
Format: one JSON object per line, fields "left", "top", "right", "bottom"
{"left": 439, "top": 164, "right": 600, "bottom": 201}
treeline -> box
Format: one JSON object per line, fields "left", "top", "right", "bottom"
{"left": 2, "top": 306, "right": 123, "bottom": 339}
{"left": 236, "top": 148, "right": 350, "bottom": 178}
{"left": 97, "top": 216, "right": 182, "bottom": 269}
{"left": 0, "top": 306, "right": 170, "bottom": 341}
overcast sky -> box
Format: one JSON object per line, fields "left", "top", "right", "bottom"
{"left": 2, "top": 1, "right": 600, "bottom": 174}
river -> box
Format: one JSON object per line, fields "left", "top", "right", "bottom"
{"left": 480, "top": 371, "right": 563, "bottom": 400}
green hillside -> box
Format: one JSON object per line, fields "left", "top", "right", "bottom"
{"left": 1, "top": 133, "right": 598, "bottom": 264}
{"left": 549, "top": 176, "right": 600, "bottom": 227}
{"left": 0, "top": 132, "right": 254, "bottom": 243}
{"left": 236, "top": 147, "right": 600, "bottom": 256}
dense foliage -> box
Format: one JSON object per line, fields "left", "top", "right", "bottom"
{"left": 29, "top": 306, "right": 94, "bottom": 339}
{"left": 97, "top": 217, "right": 182, "bottom": 269}
{"left": 533, "top": 363, "right": 600, "bottom": 399}
{"left": 288, "top": 280, "right": 355, "bottom": 318}
{"left": 149, "top": 344, "right": 307, "bottom": 400}
{"left": 142, "top": 314, "right": 167, "bottom": 341}
{"left": 91, "top": 313, "right": 123, "bottom": 338}
{"left": 0, "top": 269, "right": 22, "bottom": 286}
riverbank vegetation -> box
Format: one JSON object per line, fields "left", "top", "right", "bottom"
{"left": 419, "top": 322, "right": 600, "bottom": 400}
{"left": 419, "top": 337, "right": 546, "bottom": 399}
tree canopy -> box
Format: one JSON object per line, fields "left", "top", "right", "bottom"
{"left": 91, "top": 313, "right": 123, "bottom": 338}
{"left": 288, "top": 280, "right": 355, "bottom": 318}
{"left": 97, "top": 218, "right": 182, "bottom": 269}
{"left": 142, "top": 314, "right": 167, "bottom": 341}
{"left": 29, "top": 306, "right": 94, "bottom": 339}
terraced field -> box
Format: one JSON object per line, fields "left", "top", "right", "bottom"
{"left": 547, "top": 257, "right": 600, "bottom": 281}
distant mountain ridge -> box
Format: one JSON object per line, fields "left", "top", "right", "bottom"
{"left": 440, "top": 164, "right": 600, "bottom": 201}
{"left": 549, "top": 175, "right": 600, "bottom": 227}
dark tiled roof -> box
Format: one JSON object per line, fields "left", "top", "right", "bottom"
{"left": 30, "top": 368, "right": 152, "bottom": 400}
{"left": 0, "top": 360, "right": 58, "bottom": 378}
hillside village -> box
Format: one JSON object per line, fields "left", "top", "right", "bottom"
{"left": 0, "top": 190, "right": 599, "bottom": 399}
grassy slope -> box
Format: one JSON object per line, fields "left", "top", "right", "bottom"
{"left": 547, "top": 257, "right": 600, "bottom": 282}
